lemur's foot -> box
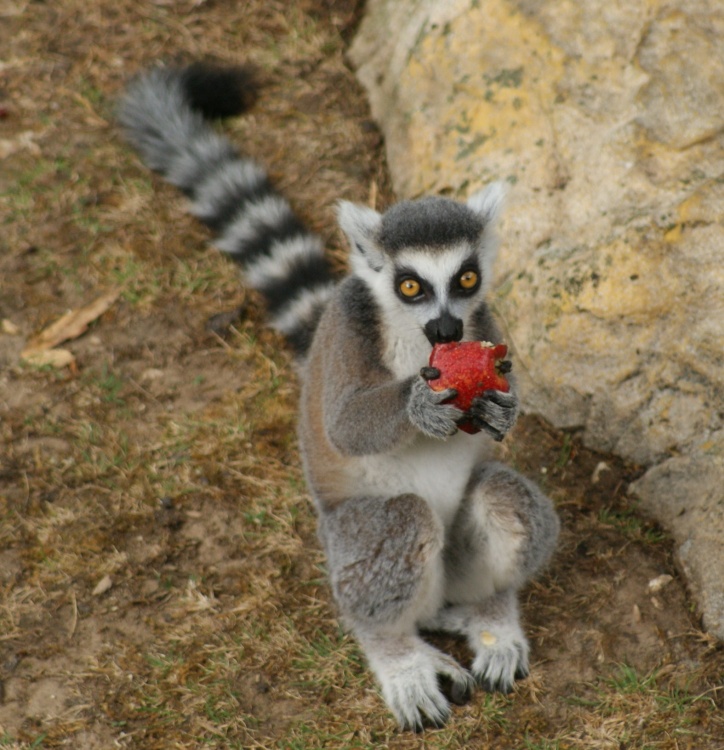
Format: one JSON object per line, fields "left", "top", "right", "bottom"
{"left": 471, "top": 624, "right": 530, "bottom": 693}
{"left": 371, "top": 639, "right": 474, "bottom": 731}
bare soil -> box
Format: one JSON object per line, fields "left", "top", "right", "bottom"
{"left": 1, "top": 1, "right": 722, "bottom": 748}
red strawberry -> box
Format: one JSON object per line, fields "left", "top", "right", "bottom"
{"left": 427, "top": 341, "right": 510, "bottom": 434}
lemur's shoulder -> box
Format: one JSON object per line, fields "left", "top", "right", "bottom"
{"left": 312, "top": 276, "right": 383, "bottom": 357}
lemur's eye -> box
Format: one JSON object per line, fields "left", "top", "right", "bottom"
{"left": 399, "top": 278, "right": 422, "bottom": 297}
{"left": 459, "top": 270, "right": 479, "bottom": 290}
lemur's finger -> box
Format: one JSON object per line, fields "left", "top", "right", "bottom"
{"left": 434, "top": 388, "right": 458, "bottom": 403}
{"left": 480, "top": 390, "right": 516, "bottom": 407}
{"left": 420, "top": 366, "right": 441, "bottom": 381}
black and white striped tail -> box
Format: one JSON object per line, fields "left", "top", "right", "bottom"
{"left": 117, "top": 63, "right": 337, "bottom": 356}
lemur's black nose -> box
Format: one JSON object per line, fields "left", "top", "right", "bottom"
{"left": 424, "top": 311, "right": 463, "bottom": 345}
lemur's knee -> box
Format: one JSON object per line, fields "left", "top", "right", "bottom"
{"left": 320, "top": 494, "right": 443, "bottom": 625}
{"left": 445, "top": 462, "right": 559, "bottom": 599}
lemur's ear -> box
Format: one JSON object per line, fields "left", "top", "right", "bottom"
{"left": 467, "top": 182, "right": 506, "bottom": 289}
{"left": 337, "top": 201, "right": 385, "bottom": 273}
{"left": 467, "top": 181, "right": 507, "bottom": 227}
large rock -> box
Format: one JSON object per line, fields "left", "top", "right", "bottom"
{"left": 349, "top": 0, "right": 724, "bottom": 637}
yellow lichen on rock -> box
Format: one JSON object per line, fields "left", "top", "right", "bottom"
{"left": 354, "top": 0, "right": 566, "bottom": 197}
{"left": 574, "top": 242, "right": 675, "bottom": 322}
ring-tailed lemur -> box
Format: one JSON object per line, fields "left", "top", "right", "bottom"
{"left": 118, "top": 63, "right": 559, "bottom": 731}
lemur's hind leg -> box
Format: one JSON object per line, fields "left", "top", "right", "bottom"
{"left": 423, "top": 462, "right": 559, "bottom": 692}
{"left": 319, "top": 494, "right": 475, "bottom": 731}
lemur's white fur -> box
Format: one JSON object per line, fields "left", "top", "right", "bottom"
{"left": 215, "top": 194, "right": 292, "bottom": 257}
{"left": 271, "top": 284, "right": 336, "bottom": 337}
{"left": 191, "top": 160, "right": 267, "bottom": 221}
{"left": 245, "top": 234, "right": 324, "bottom": 288}
{"left": 355, "top": 431, "right": 485, "bottom": 529}
{"left": 371, "top": 244, "right": 485, "bottom": 377}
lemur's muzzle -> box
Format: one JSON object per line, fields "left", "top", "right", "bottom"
{"left": 424, "top": 311, "right": 463, "bottom": 345}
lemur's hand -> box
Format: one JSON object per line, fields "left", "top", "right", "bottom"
{"left": 466, "top": 389, "right": 519, "bottom": 442}
{"left": 407, "top": 367, "right": 462, "bottom": 439}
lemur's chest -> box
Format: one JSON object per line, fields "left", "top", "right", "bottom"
{"left": 353, "top": 433, "right": 486, "bottom": 529}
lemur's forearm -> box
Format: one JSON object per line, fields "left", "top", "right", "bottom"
{"left": 325, "top": 378, "right": 415, "bottom": 456}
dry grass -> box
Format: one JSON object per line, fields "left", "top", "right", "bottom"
{"left": 1, "top": 0, "right": 722, "bottom": 748}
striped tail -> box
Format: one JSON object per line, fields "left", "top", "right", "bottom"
{"left": 117, "top": 63, "right": 337, "bottom": 356}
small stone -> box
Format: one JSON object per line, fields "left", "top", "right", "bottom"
{"left": 22, "top": 349, "right": 76, "bottom": 369}
{"left": 648, "top": 574, "right": 674, "bottom": 594}
{"left": 141, "top": 368, "right": 164, "bottom": 382}
{"left": 591, "top": 461, "right": 611, "bottom": 484}
{"left": 480, "top": 630, "right": 497, "bottom": 647}
{"left": 92, "top": 574, "right": 113, "bottom": 597}
{"left": 1, "top": 319, "right": 19, "bottom": 335}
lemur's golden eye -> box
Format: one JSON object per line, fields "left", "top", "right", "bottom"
{"left": 459, "top": 270, "right": 479, "bottom": 290}
{"left": 399, "top": 278, "right": 421, "bottom": 297}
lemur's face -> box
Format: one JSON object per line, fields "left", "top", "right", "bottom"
{"left": 338, "top": 190, "right": 504, "bottom": 348}
{"left": 390, "top": 243, "right": 484, "bottom": 345}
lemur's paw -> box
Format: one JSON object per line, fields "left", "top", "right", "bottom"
{"left": 432, "top": 649, "right": 476, "bottom": 708}
{"left": 438, "top": 672, "right": 474, "bottom": 706}
{"left": 378, "top": 646, "right": 473, "bottom": 731}
{"left": 467, "top": 390, "right": 519, "bottom": 441}
{"left": 407, "top": 371, "right": 463, "bottom": 440}
{"left": 471, "top": 627, "right": 530, "bottom": 694}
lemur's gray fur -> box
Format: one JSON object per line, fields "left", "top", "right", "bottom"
{"left": 118, "top": 63, "right": 560, "bottom": 731}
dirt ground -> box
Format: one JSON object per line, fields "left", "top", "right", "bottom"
{"left": 0, "top": 1, "right": 722, "bottom": 748}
